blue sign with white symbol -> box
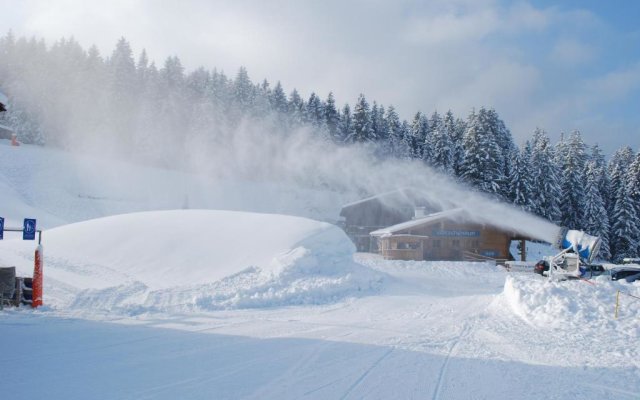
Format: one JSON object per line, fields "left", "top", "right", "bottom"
{"left": 23, "top": 218, "right": 36, "bottom": 240}
{"left": 0, "top": 217, "right": 4, "bottom": 240}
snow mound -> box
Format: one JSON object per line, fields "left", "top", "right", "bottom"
{"left": 31, "top": 210, "right": 383, "bottom": 312}
{"left": 502, "top": 275, "right": 640, "bottom": 334}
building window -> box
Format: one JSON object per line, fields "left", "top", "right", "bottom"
{"left": 397, "top": 241, "right": 420, "bottom": 250}
{"left": 452, "top": 240, "right": 460, "bottom": 247}
{"left": 433, "top": 240, "right": 441, "bottom": 248}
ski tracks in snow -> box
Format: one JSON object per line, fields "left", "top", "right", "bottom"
{"left": 430, "top": 321, "right": 475, "bottom": 400}
{"left": 338, "top": 347, "right": 395, "bottom": 400}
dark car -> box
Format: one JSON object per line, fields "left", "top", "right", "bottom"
{"left": 610, "top": 267, "right": 640, "bottom": 283}
{"left": 534, "top": 260, "right": 549, "bottom": 275}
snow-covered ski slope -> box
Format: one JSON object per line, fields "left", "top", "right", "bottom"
{"left": 1, "top": 140, "right": 639, "bottom": 399}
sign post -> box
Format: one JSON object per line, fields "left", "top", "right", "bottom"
{"left": 0, "top": 217, "right": 43, "bottom": 308}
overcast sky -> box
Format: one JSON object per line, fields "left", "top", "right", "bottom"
{"left": 1, "top": 0, "right": 638, "bottom": 153}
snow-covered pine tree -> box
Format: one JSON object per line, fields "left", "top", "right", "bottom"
{"left": 305, "top": 92, "right": 324, "bottom": 128}
{"left": 589, "top": 144, "right": 610, "bottom": 211}
{"left": 529, "top": 129, "right": 561, "bottom": 223}
{"left": 509, "top": 141, "right": 533, "bottom": 211}
{"left": 370, "top": 102, "right": 381, "bottom": 142}
{"left": 558, "top": 130, "right": 587, "bottom": 229}
{"left": 231, "top": 66, "right": 255, "bottom": 119}
{"left": 409, "top": 112, "right": 428, "bottom": 160}
{"left": 583, "top": 160, "right": 611, "bottom": 260}
{"left": 399, "top": 120, "right": 413, "bottom": 160}
{"left": 459, "top": 108, "right": 505, "bottom": 197}
{"left": 625, "top": 152, "right": 640, "bottom": 255}
{"left": 607, "top": 146, "right": 635, "bottom": 215}
{"left": 352, "top": 94, "right": 374, "bottom": 142}
{"left": 386, "top": 105, "right": 409, "bottom": 157}
{"left": 444, "top": 111, "right": 463, "bottom": 177}
{"left": 610, "top": 179, "right": 640, "bottom": 262}
{"left": 429, "top": 111, "right": 453, "bottom": 174}
{"left": 288, "top": 89, "right": 305, "bottom": 128}
{"left": 338, "top": 103, "right": 355, "bottom": 143}
{"left": 270, "top": 82, "right": 288, "bottom": 115}
{"left": 324, "top": 92, "right": 340, "bottom": 142}
{"left": 108, "top": 37, "right": 139, "bottom": 150}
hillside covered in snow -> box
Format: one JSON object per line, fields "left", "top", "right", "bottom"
{"left": 0, "top": 141, "right": 639, "bottom": 399}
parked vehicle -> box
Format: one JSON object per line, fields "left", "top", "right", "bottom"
{"left": 609, "top": 265, "right": 640, "bottom": 283}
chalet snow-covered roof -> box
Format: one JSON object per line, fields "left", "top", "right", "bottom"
{"left": 341, "top": 188, "right": 414, "bottom": 210}
{"left": 370, "top": 208, "right": 465, "bottom": 237}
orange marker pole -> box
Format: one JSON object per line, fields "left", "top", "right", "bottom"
{"left": 32, "top": 245, "right": 43, "bottom": 308}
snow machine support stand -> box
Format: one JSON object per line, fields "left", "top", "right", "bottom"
{"left": 2, "top": 227, "right": 44, "bottom": 308}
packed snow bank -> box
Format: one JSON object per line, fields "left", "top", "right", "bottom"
{"left": 0, "top": 210, "right": 383, "bottom": 312}
{"left": 502, "top": 275, "right": 640, "bottom": 335}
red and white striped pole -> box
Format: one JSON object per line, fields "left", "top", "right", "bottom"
{"left": 32, "top": 244, "right": 43, "bottom": 308}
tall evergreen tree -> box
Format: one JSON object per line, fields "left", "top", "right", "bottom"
{"left": 409, "top": 112, "right": 428, "bottom": 159}
{"left": 558, "top": 131, "right": 587, "bottom": 229}
{"left": 338, "top": 103, "right": 355, "bottom": 143}
{"left": 626, "top": 152, "right": 640, "bottom": 255}
{"left": 108, "top": 37, "right": 138, "bottom": 149}
{"left": 608, "top": 146, "right": 635, "bottom": 215}
{"left": 610, "top": 180, "right": 640, "bottom": 262}
{"left": 352, "top": 94, "right": 374, "bottom": 142}
{"left": 529, "top": 129, "right": 561, "bottom": 223}
{"left": 444, "top": 111, "right": 464, "bottom": 176}
{"left": 429, "top": 111, "right": 453, "bottom": 174}
{"left": 583, "top": 160, "right": 611, "bottom": 260}
{"left": 460, "top": 108, "right": 505, "bottom": 196}
{"left": 509, "top": 142, "right": 533, "bottom": 210}
{"left": 386, "top": 105, "right": 409, "bottom": 157}
{"left": 324, "top": 92, "right": 340, "bottom": 141}
{"left": 288, "top": 89, "right": 305, "bottom": 127}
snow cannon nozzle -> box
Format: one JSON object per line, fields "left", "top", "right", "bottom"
{"left": 556, "top": 228, "right": 602, "bottom": 264}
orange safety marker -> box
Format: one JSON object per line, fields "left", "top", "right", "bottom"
{"left": 11, "top": 133, "right": 20, "bottom": 146}
{"left": 32, "top": 244, "right": 43, "bottom": 308}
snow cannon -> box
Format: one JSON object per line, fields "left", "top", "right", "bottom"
{"left": 545, "top": 228, "right": 601, "bottom": 280}
{"left": 552, "top": 227, "right": 602, "bottom": 264}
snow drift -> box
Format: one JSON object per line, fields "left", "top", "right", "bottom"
{"left": 1, "top": 210, "right": 383, "bottom": 312}
{"left": 502, "top": 275, "right": 640, "bottom": 335}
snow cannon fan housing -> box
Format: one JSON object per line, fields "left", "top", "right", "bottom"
{"left": 554, "top": 228, "right": 602, "bottom": 264}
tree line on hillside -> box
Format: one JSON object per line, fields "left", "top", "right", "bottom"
{"left": 0, "top": 32, "right": 638, "bottom": 262}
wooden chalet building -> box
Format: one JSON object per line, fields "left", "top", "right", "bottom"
{"left": 339, "top": 188, "right": 444, "bottom": 252}
{"left": 370, "top": 208, "right": 530, "bottom": 262}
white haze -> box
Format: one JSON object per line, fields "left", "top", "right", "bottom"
{"left": 135, "top": 114, "right": 563, "bottom": 245}
{"left": 0, "top": 33, "right": 563, "bottom": 246}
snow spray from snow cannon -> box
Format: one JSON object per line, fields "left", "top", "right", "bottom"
{"left": 552, "top": 227, "right": 602, "bottom": 264}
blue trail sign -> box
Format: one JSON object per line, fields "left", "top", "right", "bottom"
{"left": 23, "top": 218, "right": 37, "bottom": 240}
{"left": 0, "top": 217, "right": 4, "bottom": 240}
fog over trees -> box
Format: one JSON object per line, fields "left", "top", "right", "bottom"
{"left": 1, "top": 32, "right": 638, "bottom": 261}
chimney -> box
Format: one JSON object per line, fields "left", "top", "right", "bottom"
{"left": 413, "top": 206, "right": 426, "bottom": 219}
